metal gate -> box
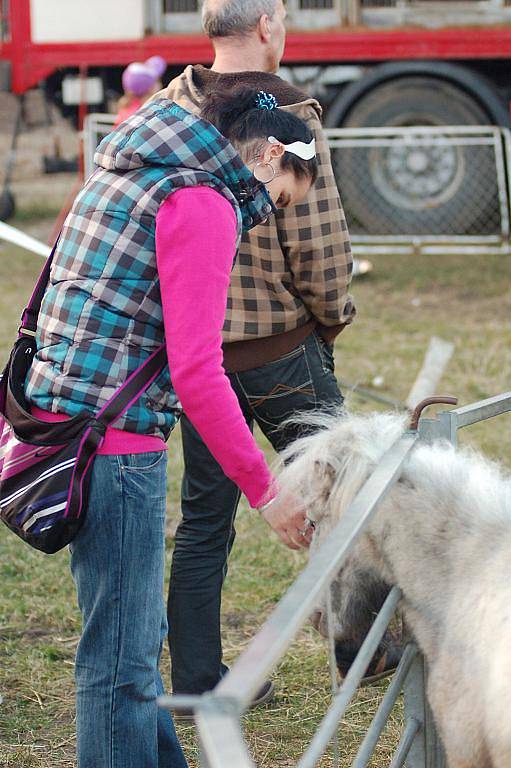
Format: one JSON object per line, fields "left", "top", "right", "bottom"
{"left": 83, "top": 112, "right": 115, "bottom": 180}
{"left": 159, "top": 391, "right": 511, "bottom": 767}
{"left": 325, "top": 126, "right": 511, "bottom": 256}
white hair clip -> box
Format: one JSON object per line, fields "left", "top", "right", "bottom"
{"left": 268, "top": 135, "right": 316, "bottom": 161}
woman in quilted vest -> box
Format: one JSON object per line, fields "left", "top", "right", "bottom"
{"left": 25, "top": 87, "right": 318, "bottom": 767}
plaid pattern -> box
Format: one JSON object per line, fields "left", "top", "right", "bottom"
{"left": 163, "top": 66, "right": 356, "bottom": 342}
{"left": 26, "top": 100, "right": 274, "bottom": 438}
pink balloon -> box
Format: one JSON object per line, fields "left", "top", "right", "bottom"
{"left": 145, "top": 56, "right": 167, "bottom": 78}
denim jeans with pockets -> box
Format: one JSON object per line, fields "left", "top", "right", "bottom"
{"left": 169, "top": 330, "right": 343, "bottom": 694}
{"left": 70, "top": 452, "right": 187, "bottom": 768}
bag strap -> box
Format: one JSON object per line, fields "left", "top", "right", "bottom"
{"left": 96, "top": 344, "right": 167, "bottom": 429}
{"left": 19, "top": 236, "right": 60, "bottom": 337}
{"left": 19, "top": 235, "right": 169, "bottom": 429}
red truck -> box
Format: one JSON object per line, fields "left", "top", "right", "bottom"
{"left": 1, "top": 0, "right": 510, "bottom": 230}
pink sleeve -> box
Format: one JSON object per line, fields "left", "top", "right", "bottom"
{"left": 155, "top": 186, "right": 274, "bottom": 508}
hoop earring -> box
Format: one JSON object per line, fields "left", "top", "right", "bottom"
{"left": 253, "top": 161, "right": 276, "bottom": 184}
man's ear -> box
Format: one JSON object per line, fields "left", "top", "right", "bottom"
{"left": 257, "top": 14, "right": 272, "bottom": 43}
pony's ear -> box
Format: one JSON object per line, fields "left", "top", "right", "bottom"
{"left": 313, "top": 460, "right": 337, "bottom": 504}
{"left": 398, "top": 475, "right": 416, "bottom": 490}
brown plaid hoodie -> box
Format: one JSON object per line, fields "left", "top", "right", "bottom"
{"left": 161, "top": 66, "right": 356, "bottom": 372}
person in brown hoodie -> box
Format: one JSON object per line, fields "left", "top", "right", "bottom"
{"left": 159, "top": 0, "right": 399, "bottom": 711}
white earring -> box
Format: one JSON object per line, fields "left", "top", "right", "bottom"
{"left": 254, "top": 162, "right": 276, "bottom": 184}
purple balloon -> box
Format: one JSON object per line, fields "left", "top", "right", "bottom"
{"left": 121, "top": 63, "right": 155, "bottom": 97}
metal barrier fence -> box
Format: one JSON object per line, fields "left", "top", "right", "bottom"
{"left": 83, "top": 115, "right": 511, "bottom": 257}
{"left": 159, "top": 391, "right": 511, "bottom": 767}
{"left": 83, "top": 112, "right": 115, "bottom": 180}
{"left": 327, "top": 126, "right": 511, "bottom": 256}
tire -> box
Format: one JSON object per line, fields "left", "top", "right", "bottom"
{"left": 330, "top": 76, "right": 500, "bottom": 236}
{"left": 0, "top": 190, "right": 15, "bottom": 222}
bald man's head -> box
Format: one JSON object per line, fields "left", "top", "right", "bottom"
{"left": 202, "top": 0, "right": 280, "bottom": 38}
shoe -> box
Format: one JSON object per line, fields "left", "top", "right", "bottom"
{"left": 335, "top": 631, "right": 403, "bottom": 687}
{"left": 248, "top": 678, "right": 275, "bottom": 708}
{"left": 173, "top": 679, "right": 275, "bottom": 722}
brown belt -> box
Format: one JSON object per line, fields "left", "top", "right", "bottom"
{"left": 221, "top": 320, "right": 316, "bottom": 374}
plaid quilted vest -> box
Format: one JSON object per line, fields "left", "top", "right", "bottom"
{"left": 26, "top": 99, "right": 274, "bottom": 438}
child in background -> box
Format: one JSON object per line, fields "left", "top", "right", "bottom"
{"left": 114, "top": 56, "right": 167, "bottom": 126}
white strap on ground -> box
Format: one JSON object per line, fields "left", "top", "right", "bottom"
{"left": 0, "top": 221, "right": 50, "bottom": 258}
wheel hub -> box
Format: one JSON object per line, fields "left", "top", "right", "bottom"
{"left": 371, "top": 136, "right": 465, "bottom": 212}
{"left": 406, "top": 150, "right": 429, "bottom": 174}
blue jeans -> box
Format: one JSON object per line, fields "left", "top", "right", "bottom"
{"left": 70, "top": 452, "right": 187, "bottom": 768}
{"left": 169, "top": 330, "right": 343, "bottom": 694}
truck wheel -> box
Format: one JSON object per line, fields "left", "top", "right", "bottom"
{"left": 330, "top": 76, "right": 499, "bottom": 236}
{"left": 0, "top": 190, "right": 15, "bottom": 222}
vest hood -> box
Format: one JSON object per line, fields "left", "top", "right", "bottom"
{"left": 94, "top": 98, "right": 276, "bottom": 230}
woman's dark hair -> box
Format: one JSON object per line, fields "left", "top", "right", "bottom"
{"left": 201, "top": 86, "right": 318, "bottom": 184}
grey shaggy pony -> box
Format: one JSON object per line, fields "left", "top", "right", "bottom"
{"left": 277, "top": 410, "right": 511, "bottom": 768}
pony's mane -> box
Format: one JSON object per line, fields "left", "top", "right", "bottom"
{"left": 408, "top": 441, "right": 511, "bottom": 530}
{"left": 277, "top": 410, "right": 408, "bottom": 519}
{"left": 277, "top": 409, "right": 511, "bottom": 530}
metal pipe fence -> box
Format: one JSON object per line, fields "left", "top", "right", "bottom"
{"left": 83, "top": 112, "right": 115, "bottom": 180}
{"left": 324, "top": 126, "right": 511, "bottom": 257}
{"left": 83, "top": 116, "right": 511, "bottom": 257}
{"left": 159, "top": 391, "right": 511, "bottom": 768}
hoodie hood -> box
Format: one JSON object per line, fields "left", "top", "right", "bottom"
{"left": 94, "top": 98, "right": 276, "bottom": 231}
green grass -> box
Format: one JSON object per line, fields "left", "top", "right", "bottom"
{"left": 1, "top": 238, "right": 510, "bottom": 766}
{"left": 10, "top": 203, "right": 65, "bottom": 225}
